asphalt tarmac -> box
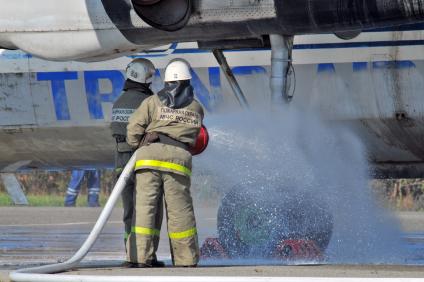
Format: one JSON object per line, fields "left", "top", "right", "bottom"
{"left": 1, "top": 207, "right": 424, "bottom": 282}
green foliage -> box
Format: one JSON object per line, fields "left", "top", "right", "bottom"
{"left": 371, "top": 179, "right": 424, "bottom": 211}
{"left": 0, "top": 193, "right": 13, "bottom": 205}
{"left": 2, "top": 169, "right": 424, "bottom": 211}
{"left": 0, "top": 192, "right": 111, "bottom": 207}
{"left": 0, "top": 169, "right": 116, "bottom": 207}
{"left": 0, "top": 181, "right": 5, "bottom": 193}
{"left": 15, "top": 169, "right": 115, "bottom": 195}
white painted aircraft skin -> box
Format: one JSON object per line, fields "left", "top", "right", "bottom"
{"left": 0, "top": 0, "right": 277, "bottom": 61}
{"left": 1, "top": 29, "right": 424, "bottom": 176}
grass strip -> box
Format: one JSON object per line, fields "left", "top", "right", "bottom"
{"left": 0, "top": 193, "right": 113, "bottom": 207}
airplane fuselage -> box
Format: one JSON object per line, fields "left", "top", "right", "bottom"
{"left": 1, "top": 28, "right": 424, "bottom": 177}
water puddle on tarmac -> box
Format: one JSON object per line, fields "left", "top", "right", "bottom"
{"left": 402, "top": 233, "right": 424, "bottom": 265}
{"left": 1, "top": 223, "right": 424, "bottom": 269}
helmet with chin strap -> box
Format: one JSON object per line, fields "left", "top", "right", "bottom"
{"left": 126, "top": 58, "right": 156, "bottom": 84}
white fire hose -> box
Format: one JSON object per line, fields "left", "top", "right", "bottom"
{"left": 9, "top": 156, "right": 140, "bottom": 282}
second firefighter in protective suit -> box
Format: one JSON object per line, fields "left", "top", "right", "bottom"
{"left": 110, "top": 58, "right": 159, "bottom": 257}
{"left": 127, "top": 59, "right": 204, "bottom": 267}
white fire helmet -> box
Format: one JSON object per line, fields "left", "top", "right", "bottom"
{"left": 126, "top": 58, "right": 156, "bottom": 84}
{"left": 164, "top": 59, "right": 192, "bottom": 82}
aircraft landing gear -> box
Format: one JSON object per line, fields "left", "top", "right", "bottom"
{"left": 211, "top": 35, "right": 295, "bottom": 109}
{"left": 212, "top": 49, "right": 250, "bottom": 109}
{"left": 1, "top": 173, "right": 28, "bottom": 205}
{"left": 270, "top": 34, "right": 295, "bottom": 105}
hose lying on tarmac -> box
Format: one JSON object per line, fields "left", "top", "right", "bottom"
{"left": 9, "top": 156, "right": 138, "bottom": 282}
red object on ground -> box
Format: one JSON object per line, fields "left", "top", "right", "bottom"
{"left": 190, "top": 125, "right": 209, "bottom": 156}
{"left": 273, "top": 239, "right": 323, "bottom": 260}
{"left": 200, "top": 237, "right": 323, "bottom": 261}
{"left": 200, "top": 238, "right": 229, "bottom": 259}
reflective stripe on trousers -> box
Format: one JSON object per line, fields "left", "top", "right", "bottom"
{"left": 130, "top": 227, "right": 197, "bottom": 240}
{"left": 135, "top": 160, "right": 192, "bottom": 176}
{"left": 131, "top": 226, "right": 161, "bottom": 236}
{"left": 169, "top": 227, "right": 197, "bottom": 240}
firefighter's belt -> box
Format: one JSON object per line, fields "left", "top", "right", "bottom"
{"left": 157, "top": 133, "right": 189, "bottom": 151}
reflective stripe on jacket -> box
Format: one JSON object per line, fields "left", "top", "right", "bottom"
{"left": 134, "top": 143, "right": 192, "bottom": 177}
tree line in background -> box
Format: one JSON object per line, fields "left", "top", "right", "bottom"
{"left": 2, "top": 170, "right": 115, "bottom": 196}
{"left": 371, "top": 179, "right": 424, "bottom": 211}
{"left": 0, "top": 170, "right": 217, "bottom": 206}
{"left": 0, "top": 171, "right": 424, "bottom": 210}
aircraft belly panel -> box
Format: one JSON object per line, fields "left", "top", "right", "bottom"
{"left": 0, "top": 127, "right": 114, "bottom": 170}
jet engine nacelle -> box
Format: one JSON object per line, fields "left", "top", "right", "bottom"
{"left": 131, "top": 0, "right": 192, "bottom": 32}
{"left": 275, "top": 0, "right": 424, "bottom": 34}
{"left": 0, "top": 0, "right": 424, "bottom": 61}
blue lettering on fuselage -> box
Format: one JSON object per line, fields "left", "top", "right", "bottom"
{"left": 190, "top": 69, "right": 213, "bottom": 112}
{"left": 36, "top": 62, "right": 415, "bottom": 121}
{"left": 318, "top": 60, "right": 416, "bottom": 73}
{"left": 84, "top": 70, "right": 125, "bottom": 119}
{"left": 208, "top": 67, "right": 221, "bottom": 110}
{"left": 37, "top": 72, "right": 78, "bottom": 120}
{"left": 37, "top": 68, "right": 223, "bottom": 120}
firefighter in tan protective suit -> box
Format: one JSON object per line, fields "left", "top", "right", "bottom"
{"left": 126, "top": 59, "right": 204, "bottom": 267}
{"left": 110, "top": 58, "right": 163, "bottom": 264}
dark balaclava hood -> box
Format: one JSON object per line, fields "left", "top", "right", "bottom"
{"left": 157, "top": 79, "right": 194, "bottom": 109}
{"left": 124, "top": 79, "right": 153, "bottom": 95}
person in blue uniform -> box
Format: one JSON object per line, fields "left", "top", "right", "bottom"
{"left": 64, "top": 170, "right": 101, "bottom": 207}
